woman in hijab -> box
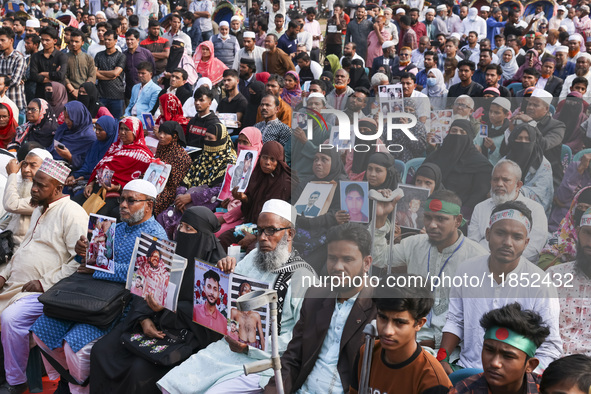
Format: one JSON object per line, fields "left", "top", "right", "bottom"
{"left": 49, "top": 101, "right": 97, "bottom": 171}
{"left": 293, "top": 149, "right": 348, "bottom": 272}
{"left": 324, "top": 54, "right": 342, "bottom": 76}
{"left": 555, "top": 92, "right": 588, "bottom": 154}
{"left": 499, "top": 47, "right": 519, "bottom": 83}
{"left": 425, "top": 68, "right": 448, "bottom": 110}
{"left": 13, "top": 99, "right": 58, "bottom": 149}
{"left": 241, "top": 81, "right": 266, "bottom": 128}
{"left": 66, "top": 115, "right": 119, "bottom": 192}
{"left": 481, "top": 97, "right": 511, "bottom": 164}
{"left": 44, "top": 81, "right": 68, "bottom": 118}
{"left": 512, "top": 49, "right": 541, "bottom": 82}
{"left": 423, "top": 119, "right": 493, "bottom": 219}
{"left": 413, "top": 163, "right": 444, "bottom": 195}
{"left": 90, "top": 207, "right": 225, "bottom": 394}
{"left": 218, "top": 141, "right": 292, "bottom": 250}
{"left": 155, "top": 94, "right": 189, "bottom": 132}
{"left": 158, "top": 122, "right": 236, "bottom": 238}
{"left": 164, "top": 40, "right": 198, "bottom": 86}
{"left": 215, "top": 127, "right": 263, "bottom": 236}
{"left": 504, "top": 123, "right": 554, "bottom": 213}
{"left": 78, "top": 82, "right": 113, "bottom": 119}
{"left": 349, "top": 58, "right": 371, "bottom": 90}
{"left": 344, "top": 118, "right": 388, "bottom": 181}
{"left": 281, "top": 71, "right": 302, "bottom": 107}
{"left": 80, "top": 117, "right": 154, "bottom": 218}
{"left": 390, "top": 100, "right": 427, "bottom": 162}
{"left": 255, "top": 72, "right": 270, "bottom": 85}
{"left": 320, "top": 71, "right": 334, "bottom": 94}
{"left": 0, "top": 104, "right": 17, "bottom": 149}
{"left": 192, "top": 41, "right": 228, "bottom": 85}
{"left": 154, "top": 121, "right": 192, "bottom": 216}
{"left": 540, "top": 186, "right": 591, "bottom": 270}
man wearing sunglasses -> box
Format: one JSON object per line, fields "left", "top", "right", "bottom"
{"left": 159, "top": 199, "right": 317, "bottom": 394}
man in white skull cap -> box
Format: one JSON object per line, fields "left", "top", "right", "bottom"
{"left": 211, "top": 20, "right": 240, "bottom": 68}
{"left": 232, "top": 31, "right": 266, "bottom": 73}
{"left": 158, "top": 199, "right": 317, "bottom": 394}
{"left": 560, "top": 52, "right": 591, "bottom": 99}
{"left": 30, "top": 178, "right": 167, "bottom": 394}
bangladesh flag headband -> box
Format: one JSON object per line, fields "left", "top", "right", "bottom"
{"left": 423, "top": 199, "right": 466, "bottom": 226}
{"left": 483, "top": 326, "right": 538, "bottom": 358}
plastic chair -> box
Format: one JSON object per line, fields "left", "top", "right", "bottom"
{"left": 402, "top": 157, "right": 425, "bottom": 183}
{"left": 449, "top": 368, "right": 484, "bottom": 386}
{"left": 573, "top": 148, "right": 591, "bottom": 162}
{"left": 394, "top": 160, "right": 405, "bottom": 181}
{"left": 506, "top": 82, "right": 523, "bottom": 95}
{"left": 561, "top": 144, "right": 573, "bottom": 173}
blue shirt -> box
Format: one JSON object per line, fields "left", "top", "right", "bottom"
{"left": 486, "top": 17, "right": 506, "bottom": 48}
{"left": 31, "top": 217, "right": 168, "bottom": 353}
{"left": 277, "top": 33, "right": 298, "bottom": 56}
{"left": 297, "top": 293, "right": 359, "bottom": 394}
{"left": 14, "top": 32, "right": 25, "bottom": 49}
{"left": 416, "top": 69, "right": 428, "bottom": 89}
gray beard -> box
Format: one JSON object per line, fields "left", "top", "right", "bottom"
{"left": 491, "top": 188, "right": 518, "bottom": 206}
{"left": 254, "top": 233, "right": 291, "bottom": 272}
{"left": 121, "top": 206, "right": 145, "bottom": 225}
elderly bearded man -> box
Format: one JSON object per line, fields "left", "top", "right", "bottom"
{"left": 468, "top": 159, "right": 548, "bottom": 264}
{"left": 0, "top": 158, "right": 88, "bottom": 394}
{"left": 158, "top": 199, "right": 316, "bottom": 394}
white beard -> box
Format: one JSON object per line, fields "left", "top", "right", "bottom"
{"left": 491, "top": 188, "right": 519, "bottom": 206}
{"left": 254, "top": 233, "right": 291, "bottom": 272}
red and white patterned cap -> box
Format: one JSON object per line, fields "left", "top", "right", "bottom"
{"left": 38, "top": 158, "right": 71, "bottom": 185}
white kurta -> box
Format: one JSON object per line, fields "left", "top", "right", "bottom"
{"left": 443, "top": 255, "right": 562, "bottom": 370}
{"left": 157, "top": 249, "right": 315, "bottom": 393}
{"left": 0, "top": 196, "right": 88, "bottom": 316}
{"left": 468, "top": 194, "right": 548, "bottom": 264}
{"left": 1, "top": 173, "right": 34, "bottom": 246}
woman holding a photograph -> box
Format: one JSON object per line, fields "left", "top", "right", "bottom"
{"left": 91, "top": 207, "right": 226, "bottom": 394}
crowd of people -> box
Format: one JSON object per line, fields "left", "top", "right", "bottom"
{"left": 0, "top": 0, "right": 587, "bottom": 393}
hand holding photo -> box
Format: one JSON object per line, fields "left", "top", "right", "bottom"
{"left": 218, "top": 113, "right": 239, "bottom": 129}
{"left": 396, "top": 185, "right": 431, "bottom": 230}
{"left": 340, "top": 181, "right": 370, "bottom": 223}
{"left": 479, "top": 124, "right": 488, "bottom": 138}
{"left": 193, "top": 260, "right": 230, "bottom": 335}
{"left": 230, "top": 150, "right": 258, "bottom": 193}
{"left": 142, "top": 113, "right": 155, "bottom": 133}
{"left": 86, "top": 214, "right": 116, "bottom": 273}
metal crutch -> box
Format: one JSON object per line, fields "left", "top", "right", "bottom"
{"left": 358, "top": 320, "right": 378, "bottom": 394}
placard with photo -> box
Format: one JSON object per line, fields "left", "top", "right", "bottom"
{"left": 193, "top": 260, "right": 230, "bottom": 335}
{"left": 218, "top": 113, "right": 239, "bottom": 129}
{"left": 86, "top": 214, "right": 116, "bottom": 274}
{"left": 126, "top": 233, "right": 184, "bottom": 312}
{"left": 142, "top": 113, "right": 155, "bottom": 133}
{"left": 294, "top": 181, "right": 336, "bottom": 218}
{"left": 143, "top": 161, "right": 171, "bottom": 194}
{"left": 430, "top": 110, "right": 453, "bottom": 145}
{"left": 396, "top": 185, "right": 431, "bottom": 231}
{"left": 340, "top": 181, "right": 370, "bottom": 223}
{"left": 229, "top": 150, "right": 258, "bottom": 193}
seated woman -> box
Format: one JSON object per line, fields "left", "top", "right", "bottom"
{"left": 77, "top": 82, "right": 114, "bottom": 121}
{"left": 549, "top": 158, "right": 591, "bottom": 232}
{"left": 0, "top": 103, "right": 17, "bottom": 149}
{"left": 423, "top": 119, "right": 493, "bottom": 219}
{"left": 65, "top": 116, "right": 119, "bottom": 194}
{"left": 90, "top": 207, "right": 225, "bottom": 394}
{"left": 240, "top": 81, "right": 266, "bottom": 129}
{"left": 77, "top": 117, "right": 154, "bottom": 218}
{"left": 390, "top": 100, "right": 427, "bottom": 163}
{"left": 13, "top": 99, "right": 58, "bottom": 149}
{"left": 344, "top": 118, "right": 388, "bottom": 181}
{"left": 504, "top": 123, "right": 554, "bottom": 214}
{"left": 281, "top": 71, "right": 302, "bottom": 108}
{"left": 292, "top": 149, "right": 348, "bottom": 271}
{"left": 413, "top": 162, "right": 445, "bottom": 195}
{"left": 555, "top": 92, "right": 587, "bottom": 155}
{"left": 44, "top": 81, "right": 68, "bottom": 120}
{"left": 153, "top": 121, "right": 192, "bottom": 217}
{"left": 217, "top": 141, "right": 292, "bottom": 250}
{"left": 539, "top": 186, "right": 591, "bottom": 270}
{"left": 157, "top": 121, "right": 236, "bottom": 238}
{"left": 155, "top": 94, "right": 189, "bottom": 133}
{"left": 48, "top": 101, "right": 97, "bottom": 172}
{"left": 424, "top": 68, "right": 447, "bottom": 111}
{"left": 215, "top": 127, "right": 263, "bottom": 237}
{"left": 193, "top": 41, "right": 227, "bottom": 86}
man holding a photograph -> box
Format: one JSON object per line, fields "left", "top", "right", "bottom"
{"left": 194, "top": 269, "right": 227, "bottom": 334}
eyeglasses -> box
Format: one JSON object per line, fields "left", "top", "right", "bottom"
{"left": 253, "top": 227, "right": 291, "bottom": 236}
{"left": 117, "top": 197, "right": 151, "bottom": 205}
{"left": 26, "top": 107, "right": 39, "bottom": 112}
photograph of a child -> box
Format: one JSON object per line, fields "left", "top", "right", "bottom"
{"left": 340, "top": 181, "right": 370, "bottom": 223}
{"left": 396, "top": 185, "right": 431, "bottom": 230}
{"left": 86, "top": 214, "right": 116, "bottom": 273}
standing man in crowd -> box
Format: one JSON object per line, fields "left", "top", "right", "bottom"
{"left": 65, "top": 29, "right": 96, "bottom": 100}
{"left": 0, "top": 27, "right": 26, "bottom": 115}
{"left": 30, "top": 26, "right": 68, "bottom": 99}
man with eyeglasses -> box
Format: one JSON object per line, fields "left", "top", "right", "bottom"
{"left": 159, "top": 199, "right": 316, "bottom": 394}
{"left": 30, "top": 179, "right": 167, "bottom": 394}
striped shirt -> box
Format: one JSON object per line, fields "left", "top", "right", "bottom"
{"left": 0, "top": 49, "right": 26, "bottom": 111}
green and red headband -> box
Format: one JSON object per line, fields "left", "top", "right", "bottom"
{"left": 423, "top": 199, "right": 466, "bottom": 226}
{"left": 483, "top": 326, "right": 538, "bottom": 358}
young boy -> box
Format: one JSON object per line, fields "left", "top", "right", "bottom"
{"left": 350, "top": 279, "right": 452, "bottom": 394}
{"left": 451, "top": 303, "right": 550, "bottom": 393}
{"left": 540, "top": 354, "right": 591, "bottom": 394}
{"left": 570, "top": 76, "right": 588, "bottom": 96}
